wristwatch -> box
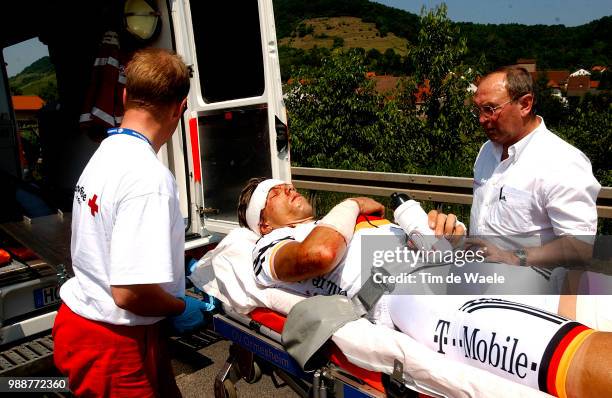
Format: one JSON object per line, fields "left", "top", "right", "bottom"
{"left": 514, "top": 248, "right": 528, "bottom": 267}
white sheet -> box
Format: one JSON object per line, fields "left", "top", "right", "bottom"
{"left": 189, "top": 227, "right": 552, "bottom": 398}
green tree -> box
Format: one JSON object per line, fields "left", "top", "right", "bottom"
{"left": 400, "top": 4, "right": 483, "bottom": 176}
{"left": 534, "top": 74, "right": 569, "bottom": 130}
{"left": 285, "top": 49, "right": 414, "bottom": 172}
{"left": 554, "top": 93, "right": 612, "bottom": 187}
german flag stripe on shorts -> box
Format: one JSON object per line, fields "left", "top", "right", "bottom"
{"left": 538, "top": 322, "right": 594, "bottom": 397}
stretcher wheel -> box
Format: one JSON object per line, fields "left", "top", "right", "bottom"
{"left": 222, "top": 379, "right": 237, "bottom": 398}
{"left": 243, "top": 361, "right": 262, "bottom": 384}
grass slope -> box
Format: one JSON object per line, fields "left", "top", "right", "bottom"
{"left": 8, "top": 56, "right": 57, "bottom": 99}
{"left": 279, "top": 16, "right": 409, "bottom": 56}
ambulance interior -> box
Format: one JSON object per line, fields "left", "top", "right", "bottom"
{"left": 0, "top": 0, "right": 290, "bottom": 360}
{"left": 1, "top": 0, "right": 281, "bottom": 231}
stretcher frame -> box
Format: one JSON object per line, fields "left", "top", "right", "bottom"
{"left": 212, "top": 311, "right": 427, "bottom": 398}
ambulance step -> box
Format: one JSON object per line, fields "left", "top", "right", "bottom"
{"left": 0, "top": 335, "right": 54, "bottom": 376}
{"left": 171, "top": 328, "right": 224, "bottom": 351}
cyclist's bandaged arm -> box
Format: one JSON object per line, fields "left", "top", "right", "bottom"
{"left": 265, "top": 201, "right": 360, "bottom": 282}
{"left": 388, "top": 295, "right": 599, "bottom": 397}
{"left": 318, "top": 199, "right": 360, "bottom": 243}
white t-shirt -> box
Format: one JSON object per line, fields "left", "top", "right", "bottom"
{"left": 470, "top": 117, "right": 600, "bottom": 243}
{"left": 252, "top": 221, "right": 406, "bottom": 326}
{"left": 60, "top": 134, "right": 185, "bottom": 325}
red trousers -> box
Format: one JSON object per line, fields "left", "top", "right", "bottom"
{"left": 53, "top": 304, "right": 181, "bottom": 398}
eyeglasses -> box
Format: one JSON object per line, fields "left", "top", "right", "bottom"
{"left": 470, "top": 98, "right": 514, "bottom": 119}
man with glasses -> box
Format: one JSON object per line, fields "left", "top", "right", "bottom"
{"left": 433, "top": 66, "right": 600, "bottom": 269}
{"left": 430, "top": 67, "right": 607, "bottom": 334}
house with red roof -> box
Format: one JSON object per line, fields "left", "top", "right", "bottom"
{"left": 567, "top": 74, "right": 591, "bottom": 97}
{"left": 371, "top": 74, "right": 401, "bottom": 97}
{"left": 11, "top": 96, "right": 45, "bottom": 176}
{"left": 543, "top": 70, "right": 570, "bottom": 88}
{"left": 12, "top": 95, "right": 45, "bottom": 122}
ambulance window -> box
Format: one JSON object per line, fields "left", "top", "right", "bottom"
{"left": 199, "top": 106, "right": 272, "bottom": 222}
{"left": 190, "top": 0, "right": 265, "bottom": 102}
{"left": 2, "top": 38, "right": 57, "bottom": 182}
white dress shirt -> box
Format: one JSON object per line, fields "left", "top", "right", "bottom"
{"left": 470, "top": 117, "right": 600, "bottom": 245}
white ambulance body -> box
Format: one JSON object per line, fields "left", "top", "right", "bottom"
{"left": 0, "top": 0, "right": 288, "bottom": 368}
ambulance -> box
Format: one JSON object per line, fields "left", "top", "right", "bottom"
{"left": 0, "top": 0, "right": 288, "bottom": 373}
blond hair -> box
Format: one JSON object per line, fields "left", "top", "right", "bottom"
{"left": 125, "top": 48, "right": 190, "bottom": 110}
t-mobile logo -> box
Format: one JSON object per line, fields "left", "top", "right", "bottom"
{"left": 433, "top": 319, "right": 538, "bottom": 379}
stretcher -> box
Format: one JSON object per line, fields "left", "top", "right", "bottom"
{"left": 191, "top": 227, "right": 553, "bottom": 398}
{"left": 212, "top": 308, "right": 412, "bottom": 398}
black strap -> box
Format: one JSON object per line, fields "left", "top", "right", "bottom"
{"left": 351, "top": 267, "right": 395, "bottom": 315}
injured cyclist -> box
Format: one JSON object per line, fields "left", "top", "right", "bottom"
{"left": 237, "top": 177, "right": 612, "bottom": 397}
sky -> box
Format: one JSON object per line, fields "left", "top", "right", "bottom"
{"left": 3, "top": 38, "right": 49, "bottom": 78}
{"left": 374, "top": 0, "right": 612, "bottom": 26}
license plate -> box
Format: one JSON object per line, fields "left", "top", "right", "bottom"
{"left": 33, "top": 285, "right": 61, "bottom": 309}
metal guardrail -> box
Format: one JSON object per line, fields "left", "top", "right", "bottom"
{"left": 291, "top": 167, "right": 612, "bottom": 219}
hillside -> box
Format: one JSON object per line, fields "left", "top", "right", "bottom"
{"left": 279, "top": 16, "right": 409, "bottom": 56}
{"left": 273, "top": 0, "right": 419, "bottom": 40}
{"left": 8, "top": 56, "right": 57, "bottom": 101}
{"left": 460, "top": 16, "right": 612, "bottom": 70}
{"left": 273, "top": 0, "right": 611, "bottom": 71}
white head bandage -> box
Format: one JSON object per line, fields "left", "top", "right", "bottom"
{"left": 245, "top": 179, "right": 285, "bottom": 235}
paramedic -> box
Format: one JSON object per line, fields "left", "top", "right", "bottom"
{"left": 239, "top": 177, "right": 612, "bottom": 397}
{"left": 53, "top": 48, "right": 205, "bottom": 397}
{"left": 429, "top": 66, "right": 600, "bottom": 268}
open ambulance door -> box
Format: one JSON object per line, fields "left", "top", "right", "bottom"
{"left": 172, "top": 0, "right": 289, "bottom": 241}
{"left": 0, "top": 51, "right": 20, "bottom": 181}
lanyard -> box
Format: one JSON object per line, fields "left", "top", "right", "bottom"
{"left": 107, "top": 128, "right": 152, "bottom": 146}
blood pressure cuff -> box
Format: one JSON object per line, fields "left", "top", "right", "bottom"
{"left": 282, "top": 295, "right": 365, "bottom": 370}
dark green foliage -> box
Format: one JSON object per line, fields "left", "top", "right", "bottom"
{"left": 296, "top": 23, "right": 314, "bottom": 37}
{"left": 8, "top": 56, "right": 57, "bottom": 101}
{"left": 553, "top": 93, "right": 612, "bottom": 187}
{"left": 273, "top": 0, "right": 611, "bottom": 71}
{"left": 458, "top": 17, "right": 611, "bottom": 71}
{"left": 19, "top": 56, "right": 53, "bottom": 75}
{"left": 38, "top": 81, "right": 59, "bottom": 102}
{"left": 285, "top": 5, "right": 484, "bottom": 177}
{"left": 534, "top": 75, "right": 570, "bottom": 129}
{"left": 279, "top": 46, "right": 331, "bottom": 81}
{"left": 400, "top": 5, "right": 484, "bottom": 176}
{"left": 286, "top": 48, "right": 417, "bottom": 172}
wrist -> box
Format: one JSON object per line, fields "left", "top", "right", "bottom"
{"left": 319, "top": 200, "right": 360, "bottom": 243}
{"left": 513, "top": 248, "right": 528, "bottom": 267}
{"left": 174, "top": 296, "right": 187, "bottom": 315}
{"left": 345, "top": 198, "right": 362, "bottom": 213}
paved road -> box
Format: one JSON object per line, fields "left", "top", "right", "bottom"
{"left": 173, "top": 339, "right": 298, "bottom": 398}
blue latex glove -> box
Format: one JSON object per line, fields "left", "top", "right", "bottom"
{"left": 170, "top": 296, "right": 216, "bottom": 335}
{"left": 186, "top": 258, "right": 198, "bottom": 276}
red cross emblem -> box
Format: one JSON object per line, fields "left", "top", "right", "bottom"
{"left": 88, "top": 194, "right": 99, "bottom": 216}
